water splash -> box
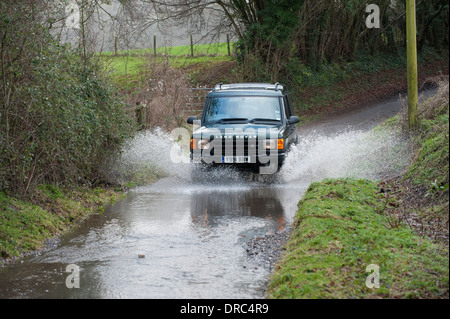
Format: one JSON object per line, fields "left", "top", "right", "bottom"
{"left": 105, "top": 128, "right": 191, "bottom": 184}
{"left": 106, "top": 124, "right": 412, "bottom": 186}
{"left": 279, "top": 127, "right": 412, "bottom": 183}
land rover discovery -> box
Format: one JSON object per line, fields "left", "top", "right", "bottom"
{"left": 187, "top": 83, "right": 299, "bottom": 175}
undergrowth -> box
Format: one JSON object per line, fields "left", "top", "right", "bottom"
{"left": 383, "top": 77, "right": 450, "bottom": 242}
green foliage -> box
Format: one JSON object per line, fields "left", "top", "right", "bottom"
{"left": 233, "top": 0, "right": 449, "bottom": 96}
{"left": 250, "top": 0, "right": 302, "bottom": 48}
{"left": 0, "top": 2, "right": 135, "bottom": 195}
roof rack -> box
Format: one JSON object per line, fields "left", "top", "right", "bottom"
{"left": 212, "top": 83, "right": 284, "bottom": 92}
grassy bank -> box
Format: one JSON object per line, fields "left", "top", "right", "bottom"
{"left": 385, "top": 79, "right": 449, "bottom": 243}
{"left": 266, "top": 179, "right": 449, "bottom": 298}
{"left": 0, "top": 185, "right": 124, "bottom": 261}
{"left": 267, "top": 80, "right": 449, "bottom": 299}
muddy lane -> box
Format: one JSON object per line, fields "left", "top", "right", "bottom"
{"left": 0, "top": 89, "right": 436, "bottom": 299}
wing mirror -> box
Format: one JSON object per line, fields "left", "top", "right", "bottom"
{"left": 288, "top": 116, "right": 300, "bottom": 124}
{"left": 187, "top": 116, "right": 198, "bottom": 124}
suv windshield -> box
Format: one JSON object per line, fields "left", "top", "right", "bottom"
{"left": 204, "top": 96, "right": 282, "bottom": 124}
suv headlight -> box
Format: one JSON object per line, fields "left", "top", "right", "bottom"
{"left": 263, "top": 139, "right": 276, "bottom": 150}
{"left": 262, "top": 139, "right": 284, "bottom": 150}
{"left": 197, "top": 139, "right": 211, "bottom": 150}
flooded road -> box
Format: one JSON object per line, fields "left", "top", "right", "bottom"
{"left": 0, "top": 89, "right": 436, "bottom": 298}
{"left": 0, "top": 178, "right": 307, "bottom": 299}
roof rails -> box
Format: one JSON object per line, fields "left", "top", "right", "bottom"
{"left": 213, "top": 83, "right": 223, "bottom": 91}
{"left": 212, "top": 83, "right": 284, "bottom": 92}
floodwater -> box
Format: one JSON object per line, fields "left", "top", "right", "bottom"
{"left": 0, "top": 89, "right": 437, "bottom": 299}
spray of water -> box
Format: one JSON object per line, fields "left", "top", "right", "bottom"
{"left": 104, "top": 128, "right": 191, "bottom": 184}
{"left": 279, "top": 127, "right": 412, "bottom": 183}
{"left": 106, "top": 124, "right": 412, "bottom": 186}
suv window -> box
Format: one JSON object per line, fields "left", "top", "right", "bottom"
{"left": 204, "top": 96, "right": 282, "bottom": 125}
{"left": 283, "top": 95, "right": 292, "bottom": 118}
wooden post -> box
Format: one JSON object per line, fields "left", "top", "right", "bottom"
{"left": 227, "top": 34, "right": 231, "bottom": 56}
{"left": 153, "top": 35, "right": 157, "bottom": 57}
{"left": 406, "top": 0, "right": 419, "bottom": 129}
{"left": 190, "top": 35, "right": 194, "bottom": 57}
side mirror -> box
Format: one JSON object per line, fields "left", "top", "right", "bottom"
{"left": 187, "top": 116, "right": 198, "bottom": 124}
{"left": 288, "top": 116, "right": 300, "bottom": 124}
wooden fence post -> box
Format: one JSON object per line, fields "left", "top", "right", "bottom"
{"left": 406, "top": 0, "right": 419, "bottom": 129}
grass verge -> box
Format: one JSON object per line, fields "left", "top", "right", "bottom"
{"left": 266, "top": 178, "right": 449, "bottom": 299}
{"left": 0, "top": 185, "right": 124, "bottom": 261}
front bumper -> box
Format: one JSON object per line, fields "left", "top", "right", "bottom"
{"left": 191, "top": 152, "right": 285, "bottom": 165}
{"left": 190, "top": 134, "right": 288, "bottom": 174}
{"left": 190, "top": 152, "right": 286, "bottom": 174}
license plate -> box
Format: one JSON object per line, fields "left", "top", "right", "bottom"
{"left": 222, "top": 156, "right": 250, "bottom": 163}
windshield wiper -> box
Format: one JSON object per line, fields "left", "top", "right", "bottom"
{"left": 215, "top": 118, "right": 249, "bottom": 124}
{"left": 248, "top": 118, "right": 281, "bottom": 123}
